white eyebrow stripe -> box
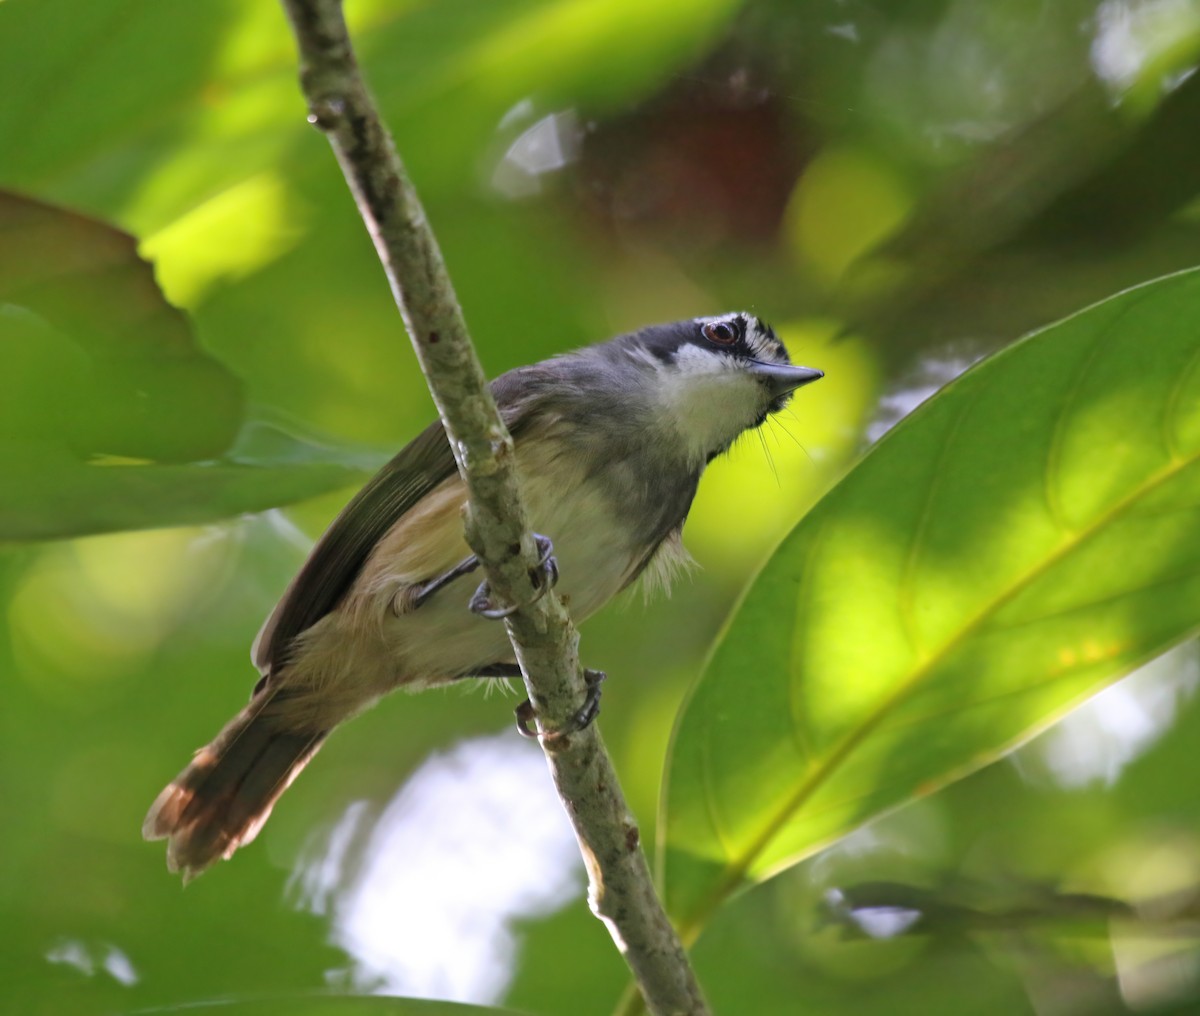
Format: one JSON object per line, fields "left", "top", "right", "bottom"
{"left": 740, "top": 314, "right": 786, "bottom": 362}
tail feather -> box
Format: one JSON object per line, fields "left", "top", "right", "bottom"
{"left": 143, "top": 697, "right": 326, "bottom": 879}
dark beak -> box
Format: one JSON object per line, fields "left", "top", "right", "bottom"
{"left": 748, "top": 361, "right": 824, "bottom": 399}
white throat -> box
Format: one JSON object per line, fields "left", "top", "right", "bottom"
{"left": 653, "top": 344, "right": 764, "bottom": 466}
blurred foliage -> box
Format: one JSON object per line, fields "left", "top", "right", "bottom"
{"left": 2, "top": 1, "right": 1200, "bottom": 1015}
{"left": 0, "top": 192, "right": 371, "bottom": 538}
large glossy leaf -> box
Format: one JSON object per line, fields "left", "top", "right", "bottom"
{"left": 661, "top": 269, "right": 1200, "bottom": 937}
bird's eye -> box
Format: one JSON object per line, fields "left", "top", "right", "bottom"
{"left": 702, "top": 320, "right": 739, "bottom": 346}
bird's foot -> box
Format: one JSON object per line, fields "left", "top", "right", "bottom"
{"left": 515, "top": 668, "right": 607, "bottom": 741}
{"left": 469, "top": 532, "right": 558, "bottom": 619}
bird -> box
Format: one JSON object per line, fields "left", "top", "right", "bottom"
{"left": 143, "top": 312, "right": 824, "bottom": 878}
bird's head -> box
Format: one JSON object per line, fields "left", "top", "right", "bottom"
{"left": 623, "top": 312, "right": 824, "bottom": 465}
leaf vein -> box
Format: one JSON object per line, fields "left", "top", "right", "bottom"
{"left": 981, "top": 564, "right": 1200, "bottom": 636}
{"left": 1041, "top": 297, "right": 1145, "bottom": 534}
{"left": 896, "top": 400, "right": 971, "bottom": 659}
{"left": 1162, "top": 340, "right": 1200, "bottom": 461}
{"left": 699, "top": 717, "right": 736, "bottom": 863}
{"left": 787, "top": 514, "right": 832, "bottom": 765}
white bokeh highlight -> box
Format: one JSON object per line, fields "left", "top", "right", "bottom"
{"left": 1013, "top": 644, "right": 1200, "bottom": 790}
{"left": 291, "top": 732, "right": 584, "bottom": 1004}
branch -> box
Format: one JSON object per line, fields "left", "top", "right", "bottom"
{"left": 277, "top": 3, "right": 711, "bottom": 1013}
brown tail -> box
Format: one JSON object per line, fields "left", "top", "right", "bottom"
{"left": 143, "top": 696, "right": 326, "bottom": 880}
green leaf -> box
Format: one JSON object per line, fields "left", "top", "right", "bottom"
{"left": 0, "top": 438, "right": 364, "bottom": 542}
{"left": 660, "top": 269, "right": 1200, "bottom": 937}
{"left": 0, "top": 414, "right": 382, "bottom": 541}
{"left": 0, "top": 191, "right": 376, "bottom": 541}
{"left": 0, "top": 190, "right": 244, "bottom": 462}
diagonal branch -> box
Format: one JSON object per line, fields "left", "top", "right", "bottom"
{"left": 277, "top": 2, "right": 710, "bottom": 1014}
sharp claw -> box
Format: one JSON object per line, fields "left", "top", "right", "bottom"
{"left": 469, "top": 533, "right": 559, "bottom": 617}
{"left": 573, "top": 668, "right": 607, "bottom": 729}
{"left": 534, "top": 533, "right": 559, "bottom": 581}
{"left": 540, "top": 554, "right": 559, "bottom": 591}
{"left": 515, "top": 699, "right": 539, "bottom": 738}
{"left": 526, "top": 576, "right": 551, "bottom": 605}
{"left": 512, "top": 669, "right": 607, "bottom": 741}
{"left": 470, "top": 581, "right": 520, "bottom": 619}
{"left": 526, "top": 532, "right": 559, "bottom": 603}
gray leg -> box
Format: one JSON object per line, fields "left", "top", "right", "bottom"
{"left": 410, "top": 555, "right": 482, "bottom": 609}
{"left": 457, "top": 663, "right": 607, "bottom": 741}
{"left": 514, "top": 669, "right": 607, "bottom": 741}
{"left": 466, "top": 663, "right": 523, "bottom": 679}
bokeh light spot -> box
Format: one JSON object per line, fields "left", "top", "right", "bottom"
{"left": 786, "top": 147, "right": 912, "bottom": 285}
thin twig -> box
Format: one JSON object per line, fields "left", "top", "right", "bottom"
{"left": 277, "top": 2, "right": 710, "bottom": 1013}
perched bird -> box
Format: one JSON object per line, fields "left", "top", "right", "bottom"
{"left": 143, "top": 312, "right": 823, "bottom": 877}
